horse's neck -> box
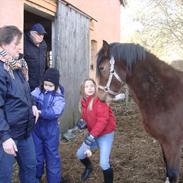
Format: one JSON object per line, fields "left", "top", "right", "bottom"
{"left": 126, "top": 57, "right": 183, "bottom": 115}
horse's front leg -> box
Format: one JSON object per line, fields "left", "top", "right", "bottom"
{"left": 161, "top": 142, "right": 181, "bottom": 183}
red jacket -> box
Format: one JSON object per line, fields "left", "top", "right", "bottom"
{"left": 81, "top": 96, "right": 116, "bottom": 138}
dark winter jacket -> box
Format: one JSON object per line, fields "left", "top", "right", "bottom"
{"left": 24, "top": 32, "right": 47, "bottom": 91}
{"left": 0, "top": 61, "right": 35, "bottom": 144}
{"left": 81, "top": 96, "right": 116, "bottom": 138}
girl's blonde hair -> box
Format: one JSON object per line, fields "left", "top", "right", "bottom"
{"left": 79, "top": 78, "right": 97, "bottom": 111}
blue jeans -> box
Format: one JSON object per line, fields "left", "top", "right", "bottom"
{"left": 0, "top": 135, "right": 37, "bottom": 183}
{"left": 76, "top": 132, "right": 114, "bottom": 170}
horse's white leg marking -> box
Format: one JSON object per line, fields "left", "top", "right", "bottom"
{"left": 165, "top": 177, "right": 170, "bottom": 183}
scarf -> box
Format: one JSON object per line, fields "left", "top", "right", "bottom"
{"left": 0, "top": 47, "right": 28, "bottom": 80}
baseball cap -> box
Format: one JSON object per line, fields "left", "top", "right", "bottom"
{"left": 31, "top": 23, "right": 47, "bottom": 34}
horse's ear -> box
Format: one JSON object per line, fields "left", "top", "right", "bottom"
{"left": 102, "top": 40, "right": 109, "bottom": 56}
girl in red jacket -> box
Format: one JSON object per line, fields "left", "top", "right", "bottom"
{"left": 76, "top": 78, "right": 116, "bottom": 183}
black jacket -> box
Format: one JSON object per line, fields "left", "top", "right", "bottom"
{"left": 24, "top": 32, "right": 47, "bottom": 91}
{"left": 0, "top": 61, "right": 35, "bottom": 144}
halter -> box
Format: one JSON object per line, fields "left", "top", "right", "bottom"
{"left": 98, "top": 57, "right": 124, "bottom": 96}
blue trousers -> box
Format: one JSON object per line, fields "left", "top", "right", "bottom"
{"left": 76, "top": 132, "right": 114, "bottom": 170}
{"left": 32, "top": 120, "right": 61, "bottom": 183}
{"left": 0, "top": 135, "right": 37, "bottom": 183}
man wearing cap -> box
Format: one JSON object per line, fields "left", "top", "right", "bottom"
{"left": 24, "top": 23, "right": 47, "bottom": 91}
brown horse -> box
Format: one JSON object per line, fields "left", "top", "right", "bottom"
{"left": 96, "top": 40, "right": 183, "bottom": 183}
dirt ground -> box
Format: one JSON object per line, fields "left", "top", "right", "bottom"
{"left": 14, "top": 99, "right": 183, "bottom": 183}
{"left": 59, "top": 100, "right": 165, "bottom": 183}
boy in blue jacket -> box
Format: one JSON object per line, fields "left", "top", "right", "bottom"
{"left": 31, "top": 68, "right": 65, "bottom": 183}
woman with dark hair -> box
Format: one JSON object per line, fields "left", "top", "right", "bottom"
{"left": 0, "top": 25, "right": 39, "bottom": 183}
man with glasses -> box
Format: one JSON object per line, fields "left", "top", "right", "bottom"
{"left": 24, "top": 23, "right": 47, "bottom": 91}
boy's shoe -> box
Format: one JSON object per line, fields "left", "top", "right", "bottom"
{"left": 60, "top": 176, "right": 67, "bottom": 183}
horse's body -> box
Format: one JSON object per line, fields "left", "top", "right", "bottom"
{"left": 96, "top": 41, "right": 183, "bottom": 183}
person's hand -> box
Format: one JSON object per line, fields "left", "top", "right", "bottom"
{"left": 2, "top": 138, "right": 18, "bottom": 156}
{"left": 84, "top": 134, "right": 95, "bottom": 146}
{"left": 76, "top": 119, "right": 86, "bottom": 130}
{"left": 85, "top": 149, "right": 92, "bottom": 157}
{"left": 32, "top": 105, "right": 40, "bottom": 123}
{"left": 83, "top": 143, "right": 92, "bottom": 157}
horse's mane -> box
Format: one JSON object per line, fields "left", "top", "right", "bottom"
{"left": 110, "top": 43, "right": 146, "bottom": 69}
{"left": 97, "top": 42, "right": 147, "bottom": 72}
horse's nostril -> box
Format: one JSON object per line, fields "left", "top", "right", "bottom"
{"left": 104, "top": 87, "right": 108, "bottom": 92}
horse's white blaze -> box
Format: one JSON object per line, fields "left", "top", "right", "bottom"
{"left": 165, "top": 177, "right": 170, "bottom": 183}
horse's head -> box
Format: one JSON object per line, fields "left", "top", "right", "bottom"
{"left": 96, "top": 40, "right": 127, "bottom": 100}
{"left": 96, "top": 40, "right": 146, "bottom": 101}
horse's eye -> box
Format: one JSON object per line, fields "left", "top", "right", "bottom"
{"left": 99, "top": 66, "right": 104, "bottom": 71}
